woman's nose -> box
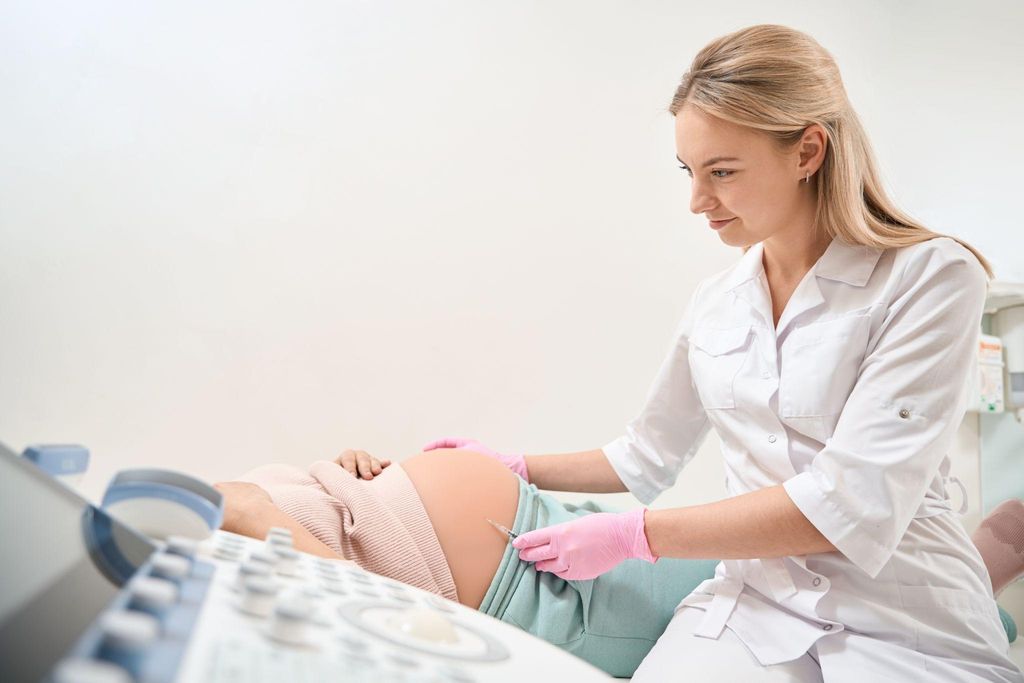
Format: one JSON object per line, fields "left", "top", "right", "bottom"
{"left": 689, "top": 178, "right": 716, "bottom": 215}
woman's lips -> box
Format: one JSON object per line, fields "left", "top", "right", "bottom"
{"left": 709, "top": 218, "right": 735, "bottom": 230}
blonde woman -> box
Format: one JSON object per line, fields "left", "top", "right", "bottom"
{"left": 385, "top": 25, "right": 1020, "bottom": 681}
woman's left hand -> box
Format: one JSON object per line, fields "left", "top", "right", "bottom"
{"left": 335, "top": 449, "right": 392, "bottom": 480}
{"left": 512, "top": 508, "right": 658, "bottom": 580}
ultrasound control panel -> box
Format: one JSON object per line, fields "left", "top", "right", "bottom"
{"left": 0, "top": 444, "right": 610, "bottom": 682}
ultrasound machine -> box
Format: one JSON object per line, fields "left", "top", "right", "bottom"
{"left": 0, "top": 442, "right": 611, "bottom": 682}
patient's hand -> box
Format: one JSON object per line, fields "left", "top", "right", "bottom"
{"left": 214, "top": 481, "right": 275, "bottom": 534}
{"left": 213, "top": 480, "right": 352, "bottom": 562}
{"left": 334, "top": 448, "right": 392, "bottom": 480}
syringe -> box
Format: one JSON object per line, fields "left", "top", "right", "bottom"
{"left": 486, "top": 518, "right": 518, "bottom": 541}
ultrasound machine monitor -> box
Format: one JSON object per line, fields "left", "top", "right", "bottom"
{"left": 0, "top": 442, "right": 157, "bottom": 681}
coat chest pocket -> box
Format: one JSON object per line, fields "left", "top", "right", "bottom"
{"left": 689, "top": 325, "right": 753, "bottom": 409}
{"left": 779, "top": 314, "right": 871, "bottom": 439}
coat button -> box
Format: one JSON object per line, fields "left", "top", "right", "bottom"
{"left": 823, "top": 624, "right": 833, "bottom": 631}
{"left": 768, "top": 435, "right": 777, "bottom": 443}
{"left": 899, "top": 409, "right": 910, "bottom": 419}
{"left": 812, "top": 577, "right": 821, "bottom": 587}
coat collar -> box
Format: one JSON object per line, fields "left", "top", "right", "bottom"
{"left": 723, "top": 238, "right": 883, "bottom": 293}
{"left": 813, "top": 238, "right": 884, "bottom": 286}
{"left": 720, "top": 238, "right": 884, "bottom": 336}
{"left": 723, "top": 242, "right": 766, "bottom": 293}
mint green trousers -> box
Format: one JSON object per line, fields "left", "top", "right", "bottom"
{"left": 477, "top": 478, "right": 1019, "bottom": 677}
{"left": 478, "top": 477, "right": 719, "bottom": 678}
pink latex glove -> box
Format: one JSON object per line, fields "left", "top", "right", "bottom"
{"left": 511, "top": 508, "right": 658, "bottom": 580}
{"left": 422, "top": 437, "right": 530, "bottom": 482}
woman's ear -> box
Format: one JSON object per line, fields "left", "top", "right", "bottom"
{"left": 797, "top": 123, "right": 828, "bottom": 179}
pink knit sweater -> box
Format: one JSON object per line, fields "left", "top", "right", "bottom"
{"left": 239, "top": 461, "right": 459, "bottom": 602}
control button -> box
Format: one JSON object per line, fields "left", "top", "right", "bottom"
{"left": 317, "top": 563, "right": 340, "bottom": 577}
{"left": 266, "top": 527, "right": 293, "bottom": 542}
{"left": 767, "top": 434, "right": 777, "bottom": 444}
{"left": 391, "top": 653, "right": 421, "bottom": 669}
{"left": 235, "top": 561, "right": 273, "bottom": 591}
{"left": 898, "top": 408, "right": 910, "bottom": 419}
{"left": 389, "top": 593, "right": 415, "bottom": 605}
{"left": 311, "top": 608, "right": 333, "bottom": 627}
{"left": 386, "top": 607, "right": 459, "bottom": 644}
{"left": 272, "top": 547, "right": 301, "bottom": 576}
{"left": 823, "top": 624, "right": 833, "bottom": 631}
{"left": 269, "top": 600, "right": 312, "bottom": 645}
{"left": 323, "top": 579, "right": 348, "bottom": 595}
{"left": 238, "top": 576, "right": 280, "bottom": 617}
{"left": 129, "top": 577, "right": 179, "bottom": 613}
{"left": 249, "top": 549, "right": 279, "bottom": 567}
{"left": 99, "top": 610, "right": 161, "bottom": 653}
{"left": 214, "top": 545, "right": 244, "bottom": 561}
{"left": 436, "top": 665, "right": 475, "bottom": 682}
{"left": 345, "top": 653, "right": 377, "bottom": 670}
{"left": 301, "top": 585, "right": 324, "bottom": 600}
{"left": 812, "top": 577, "right": 822, "bottom": 587}
{"left": 219, "top": 534, "right": 247, "bottom": 546}
{"left": 357, "top": 588, "right": 380, "bottom": 598}
{"left": 267, "top": 536, "right": 293, "bottom": 552}
{"left": 337, "top": 634, "right": 370, "bottom": 650}
{"left": 150, "top": 553, "right": 191, "bottom": 581}
{"left": 164, "top": 535, "right": 198, "bottom": 559}
{"left": 266, "top": 541, "right": 292, "bottom": 558}
{"left": 53, "top": 657, "right": 133, "bottom": 683}
{"left": 348, "top": 572, "right": 374, "bottom": 585}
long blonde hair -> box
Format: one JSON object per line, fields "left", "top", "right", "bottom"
{"left": 668, "top": 24, "right": 993, "bottom": 277}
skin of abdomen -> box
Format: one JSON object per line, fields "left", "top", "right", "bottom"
{"left": 400, "top": 449, "right": 520, "bottom": 609}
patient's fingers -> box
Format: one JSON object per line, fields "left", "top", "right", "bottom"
{"left": 337, "top": 449, "right": 368, "bottom": 478}
{"left": 356, "top": 450, "right": 377, "bottom": 479}
{"left": 335, "top": 449, "right": 393, "bottom": 479}
{"left": 376, "top": 458, "right": 392, "bottom": 474}
{"left": 336, "top": 449, "right": 357, "bottom": 476}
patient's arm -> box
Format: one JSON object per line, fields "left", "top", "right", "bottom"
{"left": 214, "top": 481, "right": 348, "bottom": 561}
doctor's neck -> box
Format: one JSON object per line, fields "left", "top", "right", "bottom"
{"left": 760, "top": 217, "right": 831, "bottom": 283}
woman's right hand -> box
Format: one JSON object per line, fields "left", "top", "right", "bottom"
{"left": 335, "top": 449, "right": 392, "bottom": 480}
{"left": 422, "top": 437, "right": 530, "bottom": 482}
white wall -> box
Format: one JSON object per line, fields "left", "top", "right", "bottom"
{"left": 1, "top": 0, "right": 1022, "bottom": 511}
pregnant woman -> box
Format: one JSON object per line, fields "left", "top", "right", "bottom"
{"left": 216, "top": 447, "right": 719, "bottom": 678}
{"left": 215, "top": 448, "right": 1021, "bottom": 679}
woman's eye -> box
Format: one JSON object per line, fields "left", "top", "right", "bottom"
{"left": 678, "top": 165, "right": 693, "bottom": 178}
{"left": 711, "top": 170, "right": 733, "bottom": 178}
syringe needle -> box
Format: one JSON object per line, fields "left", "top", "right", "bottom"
{"left": 486, "top": 517, "right": 518, "bottom": 540}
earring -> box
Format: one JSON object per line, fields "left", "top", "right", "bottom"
{"left": 804, "top": 172, "right": 811, "bottom": 184}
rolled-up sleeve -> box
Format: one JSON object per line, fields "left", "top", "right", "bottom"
{"left": 783, "top": 242, "right": 987, "bottom": 577}
{"left": 603, "top": 284, "right": 711, "bottom": 505}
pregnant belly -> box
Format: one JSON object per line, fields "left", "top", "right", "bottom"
{"left": 400, "top": 449, "right": 520, "bottom": 609}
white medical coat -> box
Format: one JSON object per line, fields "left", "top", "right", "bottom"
{"left": 604, "top": 237, "right": 1019, "bottom": 677}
